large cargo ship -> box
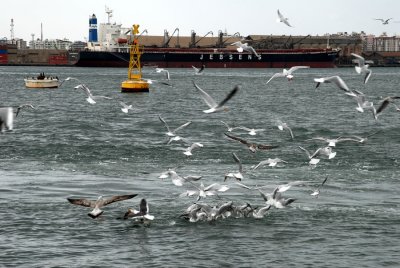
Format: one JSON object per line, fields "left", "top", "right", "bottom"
{"left": 75, "top": 7, "right": 339, "bottom": 68}
{"left": 76, "top": 47, "right": 339, "bottom": 68}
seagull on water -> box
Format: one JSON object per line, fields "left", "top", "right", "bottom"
{"left": 253, "top": 158, "right": 287, "bottom": 169}
{"left": 266, "top": 66, "right": 310, "bottom": 84}
{"left": 123, "top": 198, "right": 155, "bottom": 221}
{"left": 230, "top": 41, "right": 260, "bottom": 58}
{"left": 193, "top": 81, "right": 239, "bottom": 114}
{"left": 252, "top": 205, "right": 272, "bottom": 219}
{"left": 158, "top": 115, "right": 192, "bottom": 137}
{"left": 67, "top": 194, "right": 138, "bottom": 218}
{"left": 277, "top": 120, "right": 294, "bottom": 140}
{"left": 277, "top": 9, "right": 293, "bottom": 27}
{"left": 259, "top": 187, "right": 296, "bottom": 209}
{"left": 314, "top": 75, "right": 351, "bottom": 93}
{"left": 224, "top": 153, "right": 244, "bottom": 181}
{"left": 224, "top": 133, "right": 279, "bottom": 153}
{"left": 351, "top": 53, "right": 372, "bottom": 84}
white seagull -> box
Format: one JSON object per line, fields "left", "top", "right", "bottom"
{"left": 298, "top": 146, "right": 336, "bottom": 165}
{"left": 345, "top": 90, "right": 377, "bottom": 120}
{"left": 314, "top": 76, "right": 351, "bottom": 93}
{"left": 277, "top": 9, "right": 293, "bottom": 27}
{"left": 224, "top": 153, "right": 244, "bottom": 181}
{"left": 159, "top": 169, "right": 202, "bottom": 186}
{"left": 184, "top": 142, "right": 204, "bottom": 156}
{"left": 119, "top": 101, "right": 135, "bottom": 113}
{"left": 259, "top": 187, "right": 296, "bottom": 209}
{"left": 237, "top": 126, "right": 265, "bottom": 136}
{"left": 230, "top": 41, "right": 260, "bottom": 57}
{"left": 74, "top": 84, "right": 112, "bottom": 104}
{"left": 351, "top": 53, "right": 372, "bottom": 84}
{"left": 266, "top": 66, "right": 310, "bottom": 84}
{"left": 155, "top": 68, "right": 170, "bottom": 80}
{"left": 220, "top": 121, "right": 240, "bottom": 132}
{"left": 310, "top": 177, "right": 328, "bottom": 198}
{"left": 376, "top": 96, "right": 400, "bottom": 116}
{"left": 15, "top": 104, "right": 36, "bottom": 117}
{"left": 277, "top": 120, "right": 294, "bottom": 140}
{"left": 192, "top": 64, "right": 205, "bottom": 75}
{"left": 253, "top": 158, "right": 287, "bottom": 169}
{"left": 67, "top": 194, "right": 138, "bottom": 218}
{"left": 193, "top": 81, "right": 239, "bottom": 113}
{"left": 179, "top": 182, "right": 230, "bottom": 201}
{"left": 158, "top": 115, "right": 192, "bottom": 137}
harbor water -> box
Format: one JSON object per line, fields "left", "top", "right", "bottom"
{"left": 0, "top": 66, "right": 399, "bottom": 267}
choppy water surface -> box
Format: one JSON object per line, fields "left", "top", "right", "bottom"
{"left": 0, "top": 66, "right": 399, "bottom": 267}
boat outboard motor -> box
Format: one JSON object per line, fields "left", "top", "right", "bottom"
{"left": 0, "top": 107, "right": 14, "bottom": 132}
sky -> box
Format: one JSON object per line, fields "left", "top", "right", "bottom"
{"left": 1, "top": 0, "right": 400, "bottom": 42}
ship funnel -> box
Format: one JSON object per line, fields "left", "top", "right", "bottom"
{"left": 89, "top": 14, "right": 98, "bottom": 42}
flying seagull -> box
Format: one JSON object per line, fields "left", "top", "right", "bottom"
{"left": 266, "top": 66, "right": 310, "bottom": 84}
{"left": 345, "top": 90, "right": 377, "bottom": 120}
{"left": 230, "top": 41, "right": 260, "bottom": 57}
{"left": 224, "top": 132, "right": 278, "bottom": 153}
{"left": 376, "top": 96, "right": 400, "bottom": 116}
{"left": 253, "top": 158, "right": 287, "bottom": 169}
{"left": 277, "top": 120, "right": 294, "bottom": 140}
{"left": 155, "top": 68, "right": 170, "bottom": 80}
{"left": 277, "top": 9, "right": 293, "bottom": 27}
{"left": 310, "top": 176, "right": 328, "bottom": 198}
{"left": 351, "top": 53, "right": 372, "bottom": 84}
{"left": 158, "top": 115, "right": 191, "bottom": 137}
{"left": 67, "top": 194, "right": 138, "bottom": 218}
{"left": 192, "top": 64, "right": 205, "bottom": 75}
{"left": 314, "top": 75, "right": 351, "bottom": 93}
{"left": 15, "top": 104, "right": 36, "bottom": 117}
{"left": 183, "top": 142, "right": 204, "bottom": 156}
{"left": 374, "top": 18, "right": 393, "bottom": 25}
{"left": 74, "top": 84, "right": 113, "bottom": 104}
{"left": 224, "top": 153, "right": 244, "bottom": 181}
{"left": 193, "top": 81, "right": 239, "bottom": 113}
{"left": 298, "top": 146, "right": 336, "bottom": 165}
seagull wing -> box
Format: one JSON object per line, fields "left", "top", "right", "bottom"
{"left": 193, "top": 81, "right": 218, "bottom": 108}
{"left": 101, "top": 194, "right": 138, "bottom": 206}
{"left": 216, "top": 85, "right": 239, "bottom": 109}
{"left": 173, "top": 121, "right": 192, "bottom": 133}
{"left": 224, "top": 132, "right": 250, "bottom": 146}
{"left": 256, "top": 144, "right": 279, "bottom": 150}
{"left": 139, "top": 199, "right": 148, "bottom": 214}
{"left": 67, "top": 198, "right": 96, "bottom": 208}
{"left": 277, "top": 9, "right": 284, "bottom": 20}
{"left": 351, "top": 53, "right": 365, "bottom": 66}
{"left": 364, "top": 69, "right": 372, "bottom": 84}
{"left": 266, "top": 72, "right": 285, "bottom": 84}
{"left": 327, "top": 76, "right": 350, "bottom": 92}
{"left": 232, "top": 153, "right": 243, "bottom": 173}
{"left": 287, "top": 66, "right": 310, "bottom": 74}
{"left": 158, "top": 115, "right": 171, "bottom": 132}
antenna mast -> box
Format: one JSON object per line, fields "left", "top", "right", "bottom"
{"left": 10, "top": 18, "right": 14, "bottom": 40}
{"left": 105, "top": 6, "right": 113, "bottom": 24}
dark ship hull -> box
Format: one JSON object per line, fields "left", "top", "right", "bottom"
{"left": 76, "top": 48, "right": 339, "bottom": 68}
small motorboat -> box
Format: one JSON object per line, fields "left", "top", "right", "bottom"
{"left": 24, "top": 73, "right": 60, "bottom": 88}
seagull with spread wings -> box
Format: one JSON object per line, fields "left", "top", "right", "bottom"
{"left": 193, "top": 81, "right": 239, "bottom": 113}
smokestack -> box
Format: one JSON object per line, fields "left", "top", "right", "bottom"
{"left": 41, "top": 23, "right": 43, "bottom": 41}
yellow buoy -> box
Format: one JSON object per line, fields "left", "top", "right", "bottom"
{"left": 121, "top": 24, "right": 149, "bottom": 93}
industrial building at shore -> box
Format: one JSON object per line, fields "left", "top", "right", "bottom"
{"left": 2, "top": 8, "right": 400, "bottom": 67}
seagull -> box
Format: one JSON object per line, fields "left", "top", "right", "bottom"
{"left": 298, "top": 146, "right": 336, "bottom": 165}
{"left": 236, "top": 126, "right": 265, "bottom": 136}
{"left": 376, "top": 96, "right": 400, "bottom": 116}
{"left": 277, "top": 9, "right": 293, "bottom": 27}
{"left": 118, "top": 101, "right": 135, "bottom": 113}
{"left": 159, "top": 169, "right": 202, "bottom": 186}
{"left": 374, "top": 18, "right": 393, "bottom": 25}
{"left": 67, "top": 194, "right": 138, "bottom": 218}
{"left": 15, "top": 104, "right": 36, "bottom": 117}
{"left": 220, "top": 121, "right": 240, "bottom": 132}
{"left": 224, "top": 153, "right": 244, "bottom": 181}
{"left": 277, "top": 121, "right": 294, "bottom": 140}
{"left": 192, "top": 64, "right": 205, "bottom": 75}
{"left": 351, "top": 53, "right": 372, "bottom": 84}
{"left": 0, "top": 107, "right": 14, "bottom": 132}
{"left": 252, "top": 205, "right": 272, "bottom": 219}
{"left": 155, "top": 68, "right": 170, "bottom": 80}
{"left": 158, "top": 115, "right": 192, "bottom": 137}
{"left": 266, "top": 66, "right": 310, "bottom": 84}
{"left": 193, "top": 81, "right": 239, "bottom": 114}
{"left": 167, "top": 135, "right": 189, "bottom": 145}
{"left": 314, "top": 76, "right": 351, "bottom": 93}
{"left": 276, "top": 180, "right": 308, "bottom": 193}
{"left": 74, "top": 84, "right": 112, "bottom": 104}
{"left": 345, "top": 90, "right": 377, "bottom": 120}
{"left": 179, "top": 182, "right": 229, "bottom": 201}
{"left": 123, "top": 198, "right": 155, "bottom": 221}
{"left": 224, "top": 133, "right": 279, "bottom": 153}
{"left": 253, "top": 158, "right": 287, "bottom": 169}
{"left": 230, "top": 41, "right": 260, "bottom": 57}
{"left": 183, "top": 142, "right": 204, "bottom": 156}
{"left": 308, "top": 136, "right": 360, "bottom": 147}
{"left": 310, "top": 176, "right": 328, "bottom": 198}
{"left": 259, "top": 187, "right": 296, "bottom": 209}
{"left": 348, "top": 130, "right": 382, "bottom": 144}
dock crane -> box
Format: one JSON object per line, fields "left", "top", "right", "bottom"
{"left": 163, "top": 28, "right": 180, "bottom": 48}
